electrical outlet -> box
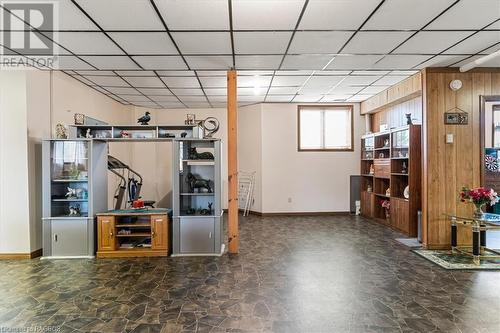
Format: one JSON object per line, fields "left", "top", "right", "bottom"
{"left": 288, "top": 197, "right": 292, "bottom": 203}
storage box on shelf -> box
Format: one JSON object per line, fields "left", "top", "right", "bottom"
{"left": 42, "top": 139, "right": 108, "bottom": 258}
{"left": 360, "top": 125, "right": 421, "bottom": 236}
{"left": 96, "top": 209, "right": 169, "bottom": 258}
{"left": 172, "top": 138, "right": 223, "bottom": 256}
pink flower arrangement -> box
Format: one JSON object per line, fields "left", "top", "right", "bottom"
{"left": 381, "top": 200, "right": 390, "bottom": 210}
{"left": 460, "top": 186, "right": 499, "bottom": 207}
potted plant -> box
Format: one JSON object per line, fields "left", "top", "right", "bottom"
{"left": 460, "top": 186, "right": 499, "bottom": 218}
{"left": 381, "top": 200, "right": 390, "bottom": 219}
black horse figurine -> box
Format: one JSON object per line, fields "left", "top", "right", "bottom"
{"left": 185, "top": 173, "right": 212, "bottom": 193}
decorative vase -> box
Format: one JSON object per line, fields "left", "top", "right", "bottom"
{"left": 473, "top": 204, "right": 484, "bottom": 218}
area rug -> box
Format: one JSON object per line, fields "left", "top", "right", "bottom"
{"left": 413, "top": 249, "right": 500, "bottom": 270}
{"left": 395, "top": 238, "right": 422, "bottom": 248}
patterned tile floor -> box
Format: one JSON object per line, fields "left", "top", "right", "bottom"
{"left": 1, "top": 215, "right": 500, "bottom": 333}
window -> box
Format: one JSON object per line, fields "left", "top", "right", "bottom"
{"left": 298, "top": 106, "right": 353, "bottom": 151}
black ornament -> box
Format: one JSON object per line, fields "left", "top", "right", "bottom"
{"left": 137, "top": 112, "right": 151, "bottom": 125}
{"left": 405, "top": 113, "right": 412, "bottom": 125}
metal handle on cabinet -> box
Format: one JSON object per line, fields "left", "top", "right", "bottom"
{"left": 109, "top": 231, "right": 113, "bottom": 237}
{"left": 152, "top": 231, "right": 156, "bottom": 238}
{"left": 54, "top": 234, "right": 58, "bottom": 242}
{"left": 209, "top": 232, "right": 212, "bottom": 239}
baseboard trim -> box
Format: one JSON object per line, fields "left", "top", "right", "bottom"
{"left": 0, "top": 248, "right": 42, "bottom": 260}
{"left": 246, "top": 210, "right": 350, "bottom": 217}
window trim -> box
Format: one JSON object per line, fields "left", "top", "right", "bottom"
{"left": 297, "top": 105, "right": 354, "bottom": 152}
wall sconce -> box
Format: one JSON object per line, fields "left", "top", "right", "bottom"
{"left": 449, "top": 79, "right": 462, "bottom": 91}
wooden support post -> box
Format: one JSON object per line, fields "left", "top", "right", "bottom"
{"left": 227, "top": 69, "right": 238, "bottom": 254}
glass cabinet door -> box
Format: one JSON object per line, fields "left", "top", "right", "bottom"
{"left": 50, "top": 141, "right": 89, "bottom": 217}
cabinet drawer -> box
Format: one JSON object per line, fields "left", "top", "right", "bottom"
{"left": 180, "top": 217, "right": 215, "bottom": 254}
{"left": 374, "top": 159, "right": 390, "bottom": 178}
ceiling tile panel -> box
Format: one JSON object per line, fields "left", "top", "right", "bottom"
{"left": 132, "top": 56, "right": 187, "bottom": 70}
{"left": 199, "top": 77, "right": 227, "bottom": 88}
{"left": 305, "top": 76, "right": 345, "bottom": 88}
{"left": 342, "top": 32, "right": 413, "bottom": 54}
{"left": 80, "top": 55, "right": 140, "bottom": 70}
{"left": 289, "top": 32, "right": 352, "bottom": 54}
{"left": 425, "top": 0, "right": 500, "bottom": 30}
{"left": 137, "top": 88, "right": 173, "bottom": 96}
{"left": 444, "top": 31, "right": 500, "bottom": 55}
{"left": 171, "top": 32, "right": 232, "bottom": 54}
{"left": 268, "top": 86, "right": 301, "bottom": 95}
{"left": 75, "top": 0, "right": 164, "bottom": 30}
{"left": 157, "top": 71, "right": 196, "bottom": 76}
{"left": 293, "top": 95, "right": 322, "bottom": 102}
{"left": 326, "top": 55, "right": 384, "bottom": 70}
{"left": 328, "top": 86, "right": 365, "bottom": 94}
{"left": 184, "top": 56, "right": 233, "bottom": 70}
{"left": 204, "top": 88, "right": 227, "bottom": 96}
{"left": 394, "top": 31, "right": 471, "bottom": 54}
{"left": 265, "top": 95, "right": 295, "bottom": 102}
{"left": 271, "top": 76, "right": 311, "bottom": 86}
{"left": 321, "top": 95, "right": 352, "bottom": 102}
{"left": 55, "top": 0, "right": 100, "bottom": 30}
{"left": 58, "top": 32, "right": 123, "bottom": 54}
{"left": 115, "top": 70, "right": 156, "bottom": 76}
{"left": 363, "top": 0, "right": 456, "bottom": 29}
{"left": 148, "top": 95, "right": 179, "bottom": 102}
{"left": 347, "top": 94, "right": 373, "bottom": 102}
{"left": 55, "top": 55, "right": 96, "bottom": 70}
{"left": 84, "top": 75, "right": 128, "bottom": 86}
{"left": 155, "top": 0, "right": 229, "bottom": 30}
{"left": 105, "top": 87, "right": 140, "bottom": 95}
{"left": 123, "top": 76, "right": 165, "bottom": 87}
{"left": 75, "top": 70, "right": 115, "bottom": 76}
{"left": 160, "top": 76, "right": 201, "bottom": 88}
{"left": 238, "top": 75, "right": 273, "bottom": 87}
{"left": 235, "top": 55, "right": 282, "bottom": 69}
{"left": 299, "top": 0, "right": 380, "bottom": 29}
{"left": 109, "top": 32, "right": 178, "bottom": 55}
{"left": 171, "top": 88, "right": 204, "bottom": 96}
{"left": 281, "top": 55, "right": 333, "bottom": 70}
{"left": 374, "top": 75, "right": 409, "bottom": 86}
{"left": 234, "top": 32, "right": 292, "bottom": 54}
{"left": 415, "top": 55, "right": 468, "bottom": 68}
{"left": 232, "top": 0, "right": 304, "bottom": 30}
{"left": 373, "top": 55, "right": 431, "bottom": 69}
{"left": 453, "top": 55, "right": 500, "bottom": 67}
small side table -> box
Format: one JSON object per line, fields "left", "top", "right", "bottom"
{"left": 447, "top": 213, "right": 500, "bottom": 265}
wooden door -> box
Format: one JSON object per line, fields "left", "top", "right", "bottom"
{"left": 361, "top": 191, "right": 374, "bottom": 217}
{"left": 390, "top": 198, "right": 410, "bottom": 234}
{"left": 151, "top": 215, "right": 168, "bottom": 251}
{"left": 98, "top": 216, "right": 116, "bottom": 251}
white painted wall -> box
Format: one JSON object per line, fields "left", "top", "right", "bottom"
{"left": 239, "top": 103, "right": 364, "bottom": 213}
{"left": 0, "top": 71, "right": 32, "bottom": 253}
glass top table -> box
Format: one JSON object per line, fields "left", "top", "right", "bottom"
{"left": 445, "top": 213, "right": 500, "bottom": 265}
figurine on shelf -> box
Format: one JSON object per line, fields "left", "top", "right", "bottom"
{"left": 68, "top": 205, "right": 81, "bottom": 216}
{"left": 137, "top": 111, "right": 151, "bottom": 125}
{"left": 120, "top": 130, "right": 131, "bottom": 138}
{"left": 186, "top": 208, "right": 196, "bottom": 215}
{"left": 188, "top": 147, "right": 214, "bottom": 160}
{"left": 163, "top": 133, "right": 175, "bottom": 138}
{"left": 367, "top": 185, "right": 373, "bottom": 193}
{"left": 379, "top": 153, "right": 385, "bottom": 158}
{"left": 200, "top": 202, "right": 213, "bottom": 215}
{"left": 186, "top": 173, "right": 212, "bottom": 193}
{"left": 55, "top": 123, "right": 68, "bottom": 139}
{"left": 398, "top": 151, "right": 404, "bottom": 158}
{"left": 369, "top": 164, "right": 374, "bottom": 175}
{"left": 66, "top": 187, "right": 78, "bottom": 199}
{"left": 401, "top": 162, "right": 407, "bottom": 174}
{"left": 385, "top": 187, "right": 391, "bottom": 196}
{"left": 406, "top": 113, "right": 413, "bottom": 125}
{"left": 180, "top": 132, "right": 188, "bottom": 138}
{"left": 383, "top": 139, "right": 390, "bottom": 147}
{"left": 85, "top": 128, "right": 92, "bottom": 138}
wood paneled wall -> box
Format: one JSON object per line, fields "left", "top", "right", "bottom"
{"left": 422, "top": 69, "right": 500, "bottom": 249}
{"left": 371, "top": 97, "right": 422, "bottom": 131}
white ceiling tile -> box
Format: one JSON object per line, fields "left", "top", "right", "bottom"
{"left": 271, "top": 75, "right": 309, "bottom": 86}
{"left": 106, "top": 87, "right": 139, "bottom": 95}
{"left": 373, "top": 55, "right": 431, "bottom": 69}
{"left": 134, "top": 102, "right": 160, "bottom": 107}
{"left": 172, "top": 32, "right": 231, "bottom": 54}
{"left": 394, "top": 31, "right": 472, "bottom": 54}
{"left": 148, "top": 95, "right": 179, "bottom": 102}
{"left": 275, "top": 70, "right": 314, "bottom": 75}
{"left": 75, "top": 0, "right": 164, "bottom": 30}
{"left": 485, "top": 20, "right": 500, "bottom": 30}
{"left": 315, "top": 71, "right": 352, "bottom": 76}
{"left": 268, "top": 86, "right": 300, "bottom": 94}
{"left": 347, "top": 95, "right": 373, "bottom": 102}
{"left": 326, "top": 55, "right": 384, "bottom": 70}
{"left": 328, "top": 86, "right": 364, "bottom": 94}
{"left": 109, "top": 32, "right": 178, "bottom": 55}
{"left": 155, "top": 0, "right": 229, "bottom": 30}
{"left": 321, "top": 95, "right": 352, "bottom": 102}
{"left": 305, "top": 76, "right": 345, "bottom": 88}
{"left": 204, "top": 88, "right": 227, "bottom": 96}
{"left": 237, "top": 70, "right": 274, "bottom": 76}
{"left": 289, "top": 31, "right": 352, "bottom": 54}
{"left": 238, "top": 87, "right": 266, "bottom": 96}
{"left": 138, "top": 88, "right": 173, "bottom": 96}
{"left": 123, "top": 95, "right": 154, "bottom": 102}
{"left": 199, "top": 76, "right": 227, "bottom": 88}
{"left": 115, "top": 70, "right": 155, "bottom": 76}
{"left": 234, "top": 32, "right": 292, "bottom": 54}
{"left": 132, "top": 56, "right": 187, "bottom": 70}
{"left": 415, "top": 55, "right": 469, "bottom": 68}
{"left": 340, "top": 75, "right": 379, "bottom": 86}
{"left": 363, "top": 0, "right": 456, "bottom": 29}
{"left": 185, "top": 56, "right": 233, "bottom": 70}
{"left": 358, "top": 86, "right": 390, "bottom": 94}
{"left": 238, "top": 75, "right": 272, "bottom": 87}
{"left": 159, "top": 102, "right": 185, "bottom": 108}
{"left": 238, "top": 96, "right": 265, "bottom": 103}
{"left": 54, "top": 0, "right": 100, "bottom": 30}
{"left": 351, "top": 70, "right": 390, "bottom": 76}
{"left": 76, "top": 70, "right": 115, "bottom": 76}
{"left": 454, "top": 55, "right": 500, "bottom": 67}
{"left": 265, "top": 95, "right": 295, "bottom": 102}
{"left": 299, "top": 0, "right": 380, "bottom": 29}
{"left": 444, "top": 31, "right": 500, "bottom": 55}
{"left": 91, "top": 85, "right": 113, "bottom": 94}
{"left": 196, "top": 71, "right": 226, "bottom": 76}
{"left": 57, "top": 32, "right": 123, "bottom": 54}
{"left": 342, "top": 32, "right": 413, "bottom": 54}
{"left": 236, "top": 55, "right": 282, "bottom": 69}
{"left": 232, "top": 0, "right": 304, "bottom": 30}
{"left": 281, "top": 55, "right": 333, "bottom": 70}
{"left": 178, "top": 96, "right": 208, "bottom": 102}
{"left": 374, "top": 76, "right": 409, "bottom": 86}
{"left": 210, "top": 102, "right": 227, "bottom": 108}
{"left": 208, "top": 96, "right": 228, "bottom": 102}
{"left": 299, "top": 87, "right": 330, "bottom": 95}
{"left": 426, "top": 0, "right": 500, "bottom": 30}
{"left": 184, "top": 102, "right": 212, "bottom": 108}
{"left": 84, "top": 75, "right": 128, "bottom": 86}
{"left": 157, "top": 71, "right": 195, "bottom": 76}
{"left": 123, "top": 76, "right": 165, "bottom": 87}
{"left": 293, "top": 95, "right": 322, "bottom": 102}
{"left": 389, "top": 70, "right": 420, "bottom": 75}
{"left": 482, "top": 43, "right": 500, "bottom": 54}
{"left": 160, "top": 76, "right": 201, "bottom": 88}
{"left": 73, "top": 75, "right": 97, "bottom": 86}
{"left": 80, "top": 55, "right": 140, "bottom": 70}
{"left": 171, "top": 88, "right": 204, "bottom": 96}
{"left": 55, "top": 55, "right": 96, "bottom": 70}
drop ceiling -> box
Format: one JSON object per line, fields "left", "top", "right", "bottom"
{"left": 1, "top": 0, "right": 499, "bottom": 108}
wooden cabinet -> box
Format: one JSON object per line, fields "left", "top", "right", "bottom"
{"left": 151, "top": 215, "right": 168, "bottom": 251}
{"left": 390, "top": 198, "right": 410, "bottom": 234}
{"left": 361, "top": 191, "right": 374, "bottom": 217}
{"left": 96, "top": 209, "right": 170, "bottom": 258}
{"left": 98, "top": 216, "right": 116, "bottom": 251}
